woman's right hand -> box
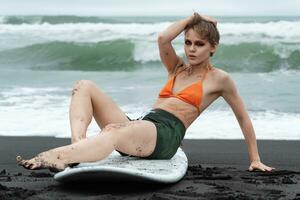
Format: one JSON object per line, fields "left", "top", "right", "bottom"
{"left": 193, "top": 12, "right": 217, "bottom": 26}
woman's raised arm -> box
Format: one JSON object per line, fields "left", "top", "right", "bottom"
{"left": 157, "top": 15, "right": 193, "bottom": 74}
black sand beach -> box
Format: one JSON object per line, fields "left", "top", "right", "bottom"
{"left": 0, "top": 136, "right": 299, "bottom": 199}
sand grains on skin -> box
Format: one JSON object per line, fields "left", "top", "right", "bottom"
{"left": 16, "top": 155, "right": 65, "bottom": 172}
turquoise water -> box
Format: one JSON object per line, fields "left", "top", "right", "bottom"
{"left": 0, "top": 15, "right": 299, "bottom": 139}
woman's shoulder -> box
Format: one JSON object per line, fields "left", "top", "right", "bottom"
{"left": 202, "top": 66, "right": 230, "bottom": 95}
{"left": 210, "top": 66, "right": 229, "bottom": 82}
{"left": 210, "top": 67, "right": 237, "bottom": 94}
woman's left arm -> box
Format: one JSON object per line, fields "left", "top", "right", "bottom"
{"left": 221, "top": 73, "right": 275, "bottom": 172}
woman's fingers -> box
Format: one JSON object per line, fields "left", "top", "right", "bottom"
{"left": 261, "top": 163, "right": 275, "bottom": 171}
{"left": 249, "top": 161, "right": 275, "bottom": 172}
{"left": 248, "top": 165, "right": 254, "bottom": 171}
{"left": 201, "top": 14, "right": 217, "bottom": 26}
{"left": 193, "top": 12, "right": 217, "bottom": 26}
{"left": 264, "top": 165, "right": 275, "bottom": 172}
{"left": 260, "top": 167, "right": 266, "bottom": 172}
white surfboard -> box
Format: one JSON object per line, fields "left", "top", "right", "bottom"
{"left": 54, "top": 147, "right": 188, "bottom": 184}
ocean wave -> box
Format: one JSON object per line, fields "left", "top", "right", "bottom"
{"left": 0, "top": 40, "right": 299, "bottom": 72}
{"left": 213, "top": 43, "right": 300, "bottom": 72}
{"left": 0, "top": 15, "right": 177, "bottom": 25}
{"left": 1, "top": 20, "right": 300, "bottom": 44}
{"left": 219, "top": 21, "right": 300, "bottom": 42}
{"left": 1, "top": 17, "right": 300, "bottom": 72}
{"left": 0, "top": 40, "right": 136, "bottom": 71}
{"left": 0, "top": 22, "right": 166, "bottom": 51}
{"left": 1, "top": 19, "right": 300, "bottom": 52}
{"left": 1, "top": 15, "right": 300, "bottom": 25}
{"left": 1, "top": 15, "right": 111, "bottom": 25}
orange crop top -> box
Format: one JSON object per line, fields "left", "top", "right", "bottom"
{"left": 158, "top": 66, "right": 211, "bottom": 113}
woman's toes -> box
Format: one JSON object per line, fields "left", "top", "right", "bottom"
{"left": 29, "top": 163, "right": 39, "bottom": 170}
{"left": 16, "top": 157, "right": 25, "bottom": 166}
{"left": 21, "top": 160, "right": 28, "bottom": 166}
{"left": 24, "top": 162, "right": 31, "bottom": 168}
{"left": 29, "top": 163, "right": 37, "bottom": 169}
{"left": 27, "top": 163, "right": 34, "bottom": 169}
{"left": 16, "top": 155, "right": 22, "bottom": 163}
{"left": 16, "top": 153, "right": 65, "bottom": 172}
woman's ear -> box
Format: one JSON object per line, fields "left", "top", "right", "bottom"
{"left": 210, "top": 44, "right": 218, "bottom": 57}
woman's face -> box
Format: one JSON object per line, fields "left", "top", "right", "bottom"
{"left": 184, "top": 29, "right": 216, "bottom": 66}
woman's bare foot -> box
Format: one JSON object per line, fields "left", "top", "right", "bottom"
{"left": 16, "top": 151, "right": 67, "bottom": 172}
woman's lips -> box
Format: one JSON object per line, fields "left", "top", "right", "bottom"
{"left": 189, "top": 55, "right": 196, "bottom": 59}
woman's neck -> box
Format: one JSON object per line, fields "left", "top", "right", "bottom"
{"left": 188, "top": 60, "right": 212, "bottom": 74}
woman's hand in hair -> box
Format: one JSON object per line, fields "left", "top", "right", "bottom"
{"left": 193, "top": 12, "right": 217, "bottom": 26}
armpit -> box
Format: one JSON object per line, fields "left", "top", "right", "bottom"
{"left": 171, "top": 57, "right": 185, "bottom": 74}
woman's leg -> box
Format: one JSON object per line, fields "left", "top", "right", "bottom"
{"left": 69, "top": 80, "right": 130, "bottom": 143}
{"left": 17, "top": 120, "right": 157, "bottom": 171}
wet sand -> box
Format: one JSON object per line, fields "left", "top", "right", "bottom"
{"left": 0, "top": 136, "right": 299, "bottom": 199}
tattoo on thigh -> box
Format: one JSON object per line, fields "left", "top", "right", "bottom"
{"left": 104, "top": 123, "right": 126, "bottom": 132}
{"left": 103, "top": 121, "right": 141, "bottom": 132}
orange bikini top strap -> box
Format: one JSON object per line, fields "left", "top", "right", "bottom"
{"left": 200, "top": 65, "right": 213, "bottom": 81}
{"left": 200, "top": 68, "right": 208, "bottom": 81}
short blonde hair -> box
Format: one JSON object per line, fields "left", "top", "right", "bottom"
{"left": 184, "top": 13, "right": 220, "bottom": 56}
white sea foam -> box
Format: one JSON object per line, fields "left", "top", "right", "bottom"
{"left": 219, "top": 21, "right": 300, "bottom": 42}
{"left": 0, "top": 86, "right": 299, "bottom": 140}
{"left": 0, "top": 22, "right": 168, "bottom": 50}
{"left": 0, "top": 21, "right": 300, "bottom": 48}
{"left": 187, "top": 110, "right": 300, "bottom": 140}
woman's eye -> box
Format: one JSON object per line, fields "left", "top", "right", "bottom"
{"left": 196, "top": 42, "right": 205, "bottom": 46}
{"left": 185, "top": 40, "right": 191, "bottom": 45}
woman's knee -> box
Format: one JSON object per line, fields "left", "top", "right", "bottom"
{"left": 72, "top": 80, "right": 96, "bottom": 96}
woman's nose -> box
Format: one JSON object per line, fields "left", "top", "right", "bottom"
{"left": 189, "top": 44, "right": 196, "bottom": 51}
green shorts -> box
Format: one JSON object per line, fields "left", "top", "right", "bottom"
{"left": 117, "top": 108, "right": 186, "bottom": 159}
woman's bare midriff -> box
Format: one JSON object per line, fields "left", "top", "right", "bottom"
{"left": 153, "top": 98, "right": 201, "bottom": 129}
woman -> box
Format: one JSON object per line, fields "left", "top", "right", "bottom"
{"left": 17, "top": 13, "right": 274, "bottom": 172}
